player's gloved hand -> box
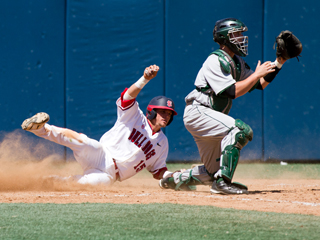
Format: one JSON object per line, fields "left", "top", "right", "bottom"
{"left": 274, "top": 30, "right": 302, "bottom": 61}
{"left": 144, "top": 65, "right": 160, "bottom": 80}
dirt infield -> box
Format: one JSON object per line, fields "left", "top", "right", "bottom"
{"left": 0, "top": 160, "right": 319, "bottom": 216}
{"left": 0, "top": 132, "right": 319, "bottom": 216}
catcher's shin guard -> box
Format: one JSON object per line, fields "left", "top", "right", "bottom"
{"left": 220, "top": 145, "right": 240, "bottom": 182}
{"left": 220, "top": 119, "right": 253, "bottom": 182}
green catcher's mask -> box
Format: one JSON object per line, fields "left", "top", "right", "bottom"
{"left": 213, "top": 18, "right": 248, "bottom": 57}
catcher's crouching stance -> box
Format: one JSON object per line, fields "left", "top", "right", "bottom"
{"left": 21, "top": 65, "right": 177, "bottom": 186}
{"left": 159, "top": 19, "right": 302, "bottom": 195}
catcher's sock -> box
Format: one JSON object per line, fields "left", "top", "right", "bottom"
{"left": 217, "top": 178, "right": 224, "bottom": 184}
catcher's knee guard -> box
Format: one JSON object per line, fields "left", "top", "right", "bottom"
{"left": 233, "top": 119, "right": 253, "bottom": 149}
{"left": 220, "top": 119, "right": 253, "bottom": 182}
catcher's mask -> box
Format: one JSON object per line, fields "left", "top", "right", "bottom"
{"left": 146, "top": 96, "right": 177, "bottom": 126}
{"left": 213, "top": 18, "right": 248, "bottom": 57}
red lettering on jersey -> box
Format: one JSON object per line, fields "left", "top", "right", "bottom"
{"left": 134, "top": 160, "right": 146, "bottom": 173}
{"left": 128, "top": 128, "right": 136, "bottom": 141}
{"left": 134, "top": 134, "right": 143, "bottom": 146}
{"left": 144, "top": 144, "right": 153, "bottom": 155}
{"left": 130, "top": 130, "right": 141, "bottom": 143}
{"left": 128, "top": 129, "right": 157, "bottom": 161}
{"left": 142, "top": 141, "right": 153, "bottom": 153}
{"left": 146, "top": 149, "right": 156, "bottom": 160}
{"left": 141, "top": 141, "right": 150, "bottom": 151}
{"left": 138, "top": 137, "right": 147, "bottom": 148}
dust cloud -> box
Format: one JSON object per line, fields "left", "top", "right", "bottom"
{"left": 0, "top": 130, "right": 84, "bottom": 191}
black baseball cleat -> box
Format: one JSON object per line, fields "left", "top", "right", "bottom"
{"left": 21, "top": 112, "right": 50, "bottom": 131}
{"left": 159, "top": 177, "right": 176, "bottom": 190}
{"left": 210, "top": 179, "right": 248, "bottom": 195}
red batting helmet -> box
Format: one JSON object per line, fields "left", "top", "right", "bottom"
{"left": 146, "top": 96, "right": 177, "bottom": 126}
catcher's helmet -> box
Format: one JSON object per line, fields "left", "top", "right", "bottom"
{"left": 146, "top": 96, "right": 177, "bottom": 126}
{"left": 213, "top": 18, "right": 248, "bottom": 57}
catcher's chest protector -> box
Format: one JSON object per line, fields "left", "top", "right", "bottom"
{"left": 211, "top": 49, "right": 242, "bottom": 81}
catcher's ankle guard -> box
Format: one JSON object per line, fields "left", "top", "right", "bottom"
{"left": 174, "top": 170, "right": 202, "bottom": 191}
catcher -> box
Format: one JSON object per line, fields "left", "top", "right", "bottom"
{"left": 159, "top": 18, "right": 302, "bottom": 194}
{"left": 21, "top": 65, "right": 178, "bottom": 186}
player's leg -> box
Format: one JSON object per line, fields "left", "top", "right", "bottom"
{"left": 160, "top": 103, "right": 234, "bottom": 191}
{"left": 24, "top": 121, "right": 91, "bottom": 156}
{"left": 73, "top": 168, "right": 116, "bottom": 186}
{"left": 183, "top": 104, "right": 250, "bottom": 194}
{"left": 22, "top": 112, "right": 99, "bottom": 158}
{"left": 22, "top": 112, "right": 84, "bottom": 150}
{"left": 22, "top": 112, "right": 116, "bottom": 184}
{"left": 217, "top": 119, "right": 253, "bottom": 182}
{"left": 46, "top": 168, "right": 117, "bottom": 186}
{"left": 211, "top": 119, "right": 253, "bottom": 194}
{"left": 184, "top": 103, "right": 234, "bottom": 174}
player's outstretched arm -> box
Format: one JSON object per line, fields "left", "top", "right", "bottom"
{"left": 125, "top": 65, "right": 160, "bottom": 99}
{"left": 234, "top": 61, "right": 275, "bottom": 98}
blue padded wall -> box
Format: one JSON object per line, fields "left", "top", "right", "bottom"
{"left": 263, "top": 1, "right": 320, "bottom": 161}
{"left": 0, "top": 1, "right": 66, "bottom": 154}
{"left": 66, "top": 0, "right": 165, "bottom": 141}
{"left": 0, "top": 1, "right": 65, "bottom": 130}
{"left": 0, "top": 0, "right": 319, "bottom": 162}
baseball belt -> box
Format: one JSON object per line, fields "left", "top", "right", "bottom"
{"left": 113, "top": 159, "right": 120, "bottom": 181}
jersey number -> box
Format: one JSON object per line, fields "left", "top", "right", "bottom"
{"left": 134, "top": 160, "right": 146, "bottom": 173}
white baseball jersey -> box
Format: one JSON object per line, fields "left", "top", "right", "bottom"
{"left": 29, "top": 88, "right": 168, "bottom": 186}
{"left": 100, "top": 89, "right": 169, "bottom": 181}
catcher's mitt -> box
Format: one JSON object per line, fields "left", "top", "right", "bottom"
{"left": 274, "top": 30, "right": 302, "bottom": 61}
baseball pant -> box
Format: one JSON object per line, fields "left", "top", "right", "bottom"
{"left": 30, "top": 124, "right": 117, "bottom": 185}
{"left": 183, "top": 101, "right": 240, "bottom": 174}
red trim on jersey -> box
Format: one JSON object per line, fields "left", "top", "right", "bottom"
{"left": 151, "top": 167, "right": 168, "bottom": 180}
{"left": 119, "top": 88, "right": 136, "bottom": 110}
{"left": 147, "top": 119, "right": 159, "bottom": 135}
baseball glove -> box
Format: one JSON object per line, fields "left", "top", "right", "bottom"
{"left": 274, "top": 30, "right": 302, "bottom": 61}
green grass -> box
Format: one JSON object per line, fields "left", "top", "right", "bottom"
{"left": 0, "top": 203, "right": 319, "bottom": 240}
{"left": 1, "top": 163, "right": 320, "bottom": 239}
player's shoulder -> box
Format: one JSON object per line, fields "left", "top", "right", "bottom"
{"left": 206, "top": 53, "right": 219, "bottom": 62}
{"left": 203, "top": 54, "right": 220, "bottom": 70}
